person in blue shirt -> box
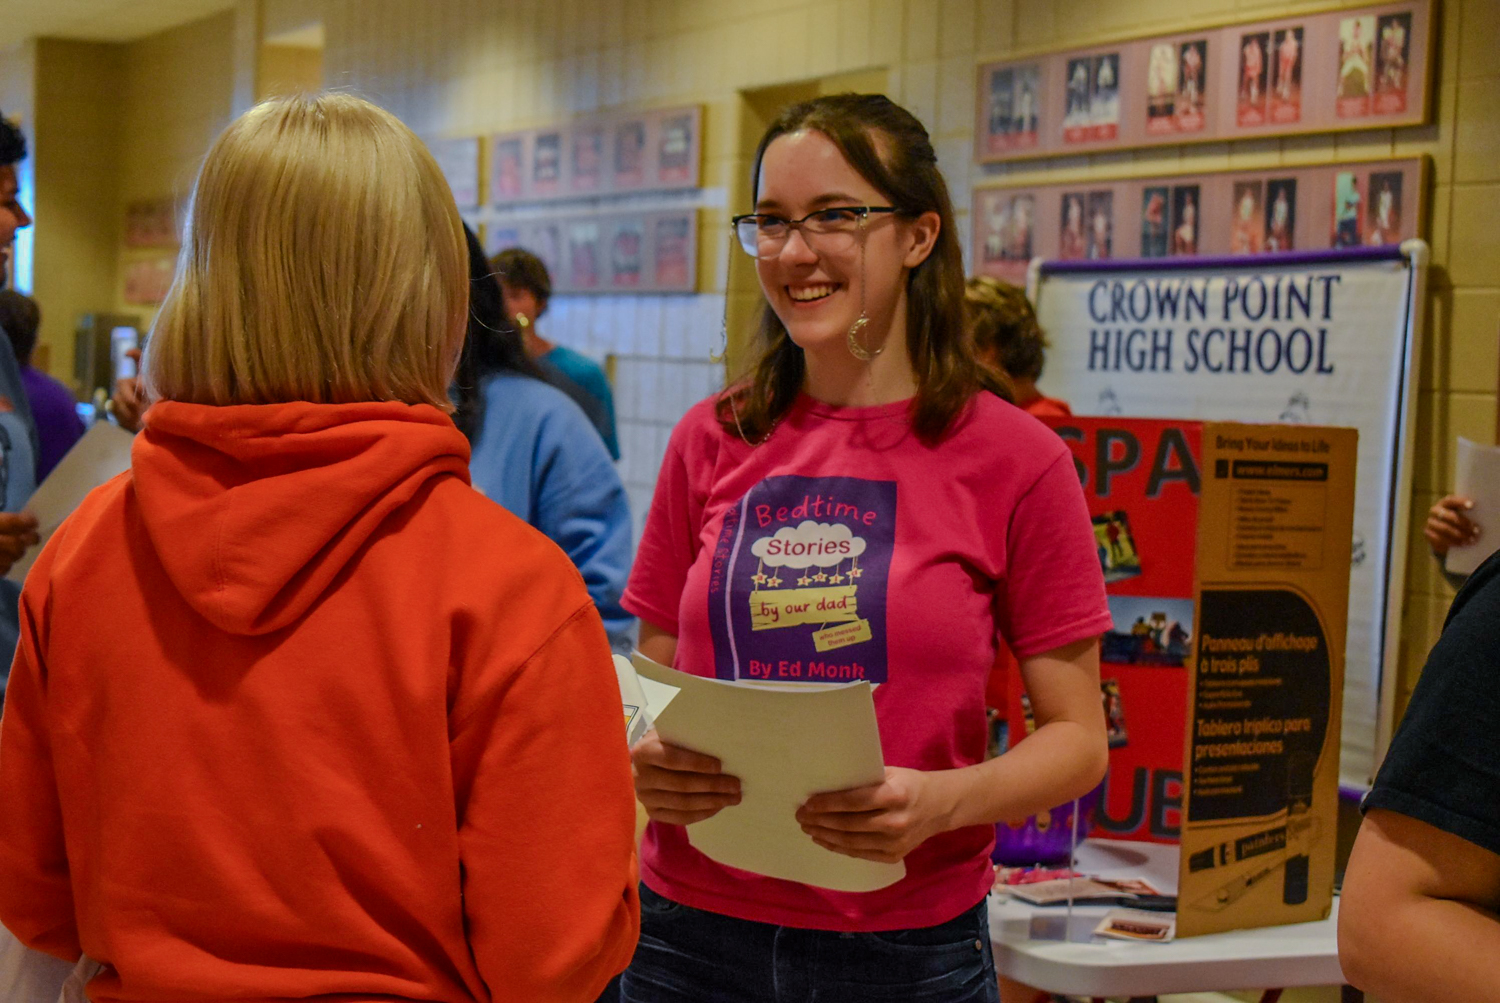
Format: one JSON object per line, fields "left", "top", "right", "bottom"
{"left": 492, "top": 246, "right": 621, "bottom": 461}
{"left": 0, "top": 111, "right": 41, "bottom": 697}
{"left": 456, "top": 227, "right": 635, "bottom": 651}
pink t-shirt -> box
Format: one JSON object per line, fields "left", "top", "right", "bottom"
{"left": 623, "top": 392, "right": 1111, "bottom": 932}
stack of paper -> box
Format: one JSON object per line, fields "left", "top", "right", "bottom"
{"left": 1447, "top": 437, "right": 1500, "bottom": 576}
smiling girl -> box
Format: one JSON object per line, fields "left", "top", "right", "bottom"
{"left": 620, "top": 94, "right": 1111, "bottom": 1003}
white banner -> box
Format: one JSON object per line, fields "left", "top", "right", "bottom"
{"left": 1033, "top": 246, "right": 1426, "bottom": 789}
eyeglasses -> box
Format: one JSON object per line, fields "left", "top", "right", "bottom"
{"left": 730, "top": 206, "right": 898, "bottom": 259}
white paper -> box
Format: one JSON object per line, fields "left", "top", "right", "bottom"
{"left": 614, "top": 654, "right": 682, "bottom": 745}
{"left": 9, "top": 422, "right": 136, "bottom": 582}
{"left": 1446, "top": 437, "right": 1500, "bottom": 576}
{"left": 632, "top": 652, "right": 905, "bottom": 893}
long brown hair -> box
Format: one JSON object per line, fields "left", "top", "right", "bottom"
{"left": 717, "top": 93, "right": 1010, "bottom": 443}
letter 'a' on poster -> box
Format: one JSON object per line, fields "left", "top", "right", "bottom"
{"left": 629, "top": 652, "right": 905, "bottom": 893}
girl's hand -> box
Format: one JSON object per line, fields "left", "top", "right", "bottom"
{"left": 1426, "top": 495, "right": 1478, "bottom": 557}
{"left": 796, "top": 767, "right": 958, "bottom": 864}
{"left": 631, "top": 730, "right": 741, "bottom": 826}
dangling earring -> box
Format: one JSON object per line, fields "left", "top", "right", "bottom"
{"left": 513, "top": 312, "right": 530, "bottom": 330}
{"left": 846, "top": 228, "right": 881, "bottom": 362}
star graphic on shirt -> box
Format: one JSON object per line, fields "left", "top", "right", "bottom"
{"left": 797, "top": 575, "right": 813, "bottom": 587}
{"left": 847, "top": 567, "right": 864, "bottom": 579}
{"left": 766, "top": 576, "right": 783, "bottom": 588}
{"left": 751, "top": 572, "right": 769, "bottom": 586}
{"left": 829, "top": 573, "right": 845, "bottom": 584}
{"left": 813, "top": 571, "right": 829, "bottom": 583}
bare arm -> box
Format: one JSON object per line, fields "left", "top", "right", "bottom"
{"left": 1340, "top": 808, "right": 1500, "bottom": 1002}
{"left": 800, "top": 638, "right": 1109, "bottom": 863}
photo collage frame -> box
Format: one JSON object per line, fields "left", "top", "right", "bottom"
{"left": 972, "top": 157, "right": 1426, "bottom": 286}
{"left": 976, "top": 0, "right": 1431, "bottom": 163}
{"left": 488, "top": 105, "right": 702, "bottom": 205}
{"left": 431, "top": 105, "right": 703, "bottom": 295}
{"left": 482, "top": 208, "right": 699, "bottom": 296}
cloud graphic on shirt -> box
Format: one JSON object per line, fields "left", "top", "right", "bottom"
{"left": 751, "top": 521, "right": 868, "bottom": 570}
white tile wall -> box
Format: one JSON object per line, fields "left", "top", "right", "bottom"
{"left": 546, "top": 292, "right": 727, "bottom": 541}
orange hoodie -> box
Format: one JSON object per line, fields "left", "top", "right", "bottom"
{"left": 0, "top": 401, "right": 639, "bottom": 1003}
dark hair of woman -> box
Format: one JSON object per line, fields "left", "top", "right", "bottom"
{"left": 964, "top": 275, "right": 1048, "bottom": 381}
{"left": 716, "top": 93, "right": 1011, "bottom": 444}
{"left": 452, "top": 224, "right": 543, "bottom": 441}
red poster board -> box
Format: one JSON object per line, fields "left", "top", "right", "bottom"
{"left": 1007, "top": 417, "right": 1201, "bottom": 843}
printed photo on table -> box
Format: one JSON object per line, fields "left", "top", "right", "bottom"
{"left": 1337, "top": 15, "right": 1376, "bottom": 117}
{"left": 1264, "top": 178, "right": 1297, "bottom": 252}
{"left": 1229, "top": 181, "right": 1265, "bottom": 254}
{"left": 1237, "top": 31, "right": 1270, "bottom": 127}
{"left": 1271, "top": 27, "right": 1304, "bottom": 124}
{"left": 1375, "top": 12, "right": 1412, "bottom": 114}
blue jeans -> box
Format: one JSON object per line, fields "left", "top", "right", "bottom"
{"left": 619, "top": 885, "right": 1000, "bottom": 1003}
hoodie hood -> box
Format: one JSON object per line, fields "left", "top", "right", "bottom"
{"left": 132, "top": 401, "right": 471, "bottom": 636}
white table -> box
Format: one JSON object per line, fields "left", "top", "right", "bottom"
{"left": 989, "top": 839, "right": 1352, "bottom": 1002}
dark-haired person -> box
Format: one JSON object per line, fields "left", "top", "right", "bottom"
{"left": 0, "top": 291, "right": 85, "bottom": 480}
{"left": 457, "top": 227, "right": 635, "bottom": 652}
{"left": 964, "top": 276, "right": 1070, "bottom": 419}
{"left": 620, "top": 94, "right": 1110, "bottom": 1002}
{"left": 0, "top": 112, "right": 40, "bottom": 697}
{"left": 493, "top": 246, "right": 621, "bottom": 460}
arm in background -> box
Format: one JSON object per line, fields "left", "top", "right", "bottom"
{"left": 1340, "top": 809, "right": 1500, "bottom": 1002}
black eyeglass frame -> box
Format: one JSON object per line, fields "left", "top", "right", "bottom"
{"left": 729, "top": 205, "right": 901, "bottom": 258}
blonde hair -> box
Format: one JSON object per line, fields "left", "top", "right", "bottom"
{"left": 144, "top": 93, "right": 467, "bottom": 410}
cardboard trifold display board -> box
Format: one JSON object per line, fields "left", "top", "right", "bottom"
{"left": 1179, "top": 422, "right": 1355, "bottom": 937}
{"left": 1009, "top": 417, "right": 1355, "bottom": 936}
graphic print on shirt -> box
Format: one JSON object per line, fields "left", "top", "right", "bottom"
{"left": 708, "top": 475, "right": 897, "bottom": 683}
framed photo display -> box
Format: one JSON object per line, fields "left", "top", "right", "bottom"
{"left": 488, "top": 106, "right": 702, "bottom": 206}
{"left": 972, "top": 157, "right": 1427, "bottom": 286}
{"left": 976, "top": 0, "right": 1432, "bottom": 163}
{"left": 427, "top": 137, "right": 482, "bottom": 210}
{"left": 482, "top": 208, "right": 698, "bottom": 295}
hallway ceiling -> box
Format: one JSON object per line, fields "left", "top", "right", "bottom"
{"left": 0, "top": 0, "right": 236, "bottom": 50}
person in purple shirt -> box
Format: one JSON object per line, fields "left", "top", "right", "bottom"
{"left": 0, "top": 290, "right": 84, "bottom": 481}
